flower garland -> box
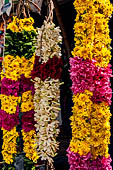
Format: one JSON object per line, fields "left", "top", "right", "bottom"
{"left": 0, "top": 70, "right": 20, "bottom": 164}
{"left": 36, "top": 20, "right": 62, "bottom": 63}
{"left": 67, "top": 0, "right": 113, "bottom": 169}
{"left": 72, "top": 0, "right": 113, "bottom": 68}
{"left": 70, "top": 57, "right": 112, "bottom": 105}
{"left": 21, "top": 80, "right": 39, "bottom": 162}
{"left": 33, "top": 77, "right": 60, "bottom": 165}
{"left": 0, "top": 16, "right": 39, "bottom": 166}
{"left": 32, "top": 21, "right": 63, "bottom": 169}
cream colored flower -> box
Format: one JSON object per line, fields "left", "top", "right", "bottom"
{"left": 33, "top": 77, "right": 61, "bottom": 167}
{"left": 36, "top": 21, "right": 62, "bottom": 63}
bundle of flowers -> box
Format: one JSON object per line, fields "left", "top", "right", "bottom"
{"left": 33, "top": 77, "right": 60, "bottom": 166}
{"left": 70, "top": 57, "right": 112, "bottom": 105}
{"left": 0, "top": 16, "right": 39, "bottom": 166}
{"left": 31, "top": 55, "right": 63, "bottom": 80}
{"left": 67, "top": 0, "right": 113, "bottom": 169}
{"left": 0, "top": 108, "right": 19, "bottom": 131}
{"left": 72, "top": 0, "right": 113, "bottom": 67}
{"left": 0, "top": 57, "right": 20, "bottom": 164}
{"left": 36, "top": 20, "right": 62, "bottom": 63}
{"left": 67, "top": 148, "right": 112, "bottom": 170}
{"left": 32, "top": 20, "right": 63, "bottom": 169}
{"left": 21, "top": 86, "right": 39, "bottom": 162}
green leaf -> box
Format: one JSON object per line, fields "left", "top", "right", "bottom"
{"left": 32, "top": 166, "right": 36, "bottom": 170}
{"left": 24, "top": 42, "right": 32, "bottom": 46}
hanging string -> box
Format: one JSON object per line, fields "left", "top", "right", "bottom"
{"left": 27, "top": 0, "right": 41, "bottom": 13}
{"left": 46, "top": 0, "right": 54, "bottom": 22}
{"left": 16, "top": 0, "right": 23, "bottom": 18}
{"left": 2, "top": 14, "right": 6, "bottom": 73}
{"left": 22, "top": 0, "right": 27, "bottom": 18}
{"left": 39, "top": 0, "right": 54, "bottom": 60}
{"left": 25, "top": 0, "right": 30, "bottom": 18}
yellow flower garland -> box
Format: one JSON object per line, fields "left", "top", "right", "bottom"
{"left": 0, "top": 95, "right": 20, "bottom": 114}
{"left": 70, "top": 90, "right": 111, "bottom": 159}
{"left": 72, "top": 0, "right": 113, "bottom": 67}
{"left": 1, "top": 54, "right": 35, "bottom": 81}
{"left": 68, "top": 0, "right": 113, "bottom": 169}
{"left": 2, "top": 127, "right": 19, "bottom": 164}
{"left": 70, "top": 90, "right": 92, "bottom": 156}
{"left": 1, "top": 16, "right": 38, "bottom": 166}
{"left": 21, "top": 91, "right": 34, "bottom": 112}
{"left": 22, "top": 129, "right": 39, "bottom": 162}
{"left": 7, "top": 16, "right": 35, "bottom": 32}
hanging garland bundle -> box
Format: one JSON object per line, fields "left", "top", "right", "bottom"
{"left": 0, "top": 56, "right": 20, "bottom": 164}
{"left": 32, "top": 20, "right": 63, "bottom": 169}
{"left": 67, "top": 0, "right": 113, "bottom": 169}
{"left": 21, "top": 81, "right": 39, "bottom": 162}
{"left": 0, "top": 16, "right": 39, "bottom": 165}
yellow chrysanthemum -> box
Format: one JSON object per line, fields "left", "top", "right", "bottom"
{"left": 21, "top": 55, "right": 35, "bottom": 78}
{"left": 2, "top": 127, "right": 19, "bottom": 164}
{"left": 7, "top": 16, "right": 35, "bottom": 32}
{"left": 22, "top": 130, "right": 39, "bottom": 162}
{"left": 72, "top": 0, "right": 113, "bottom": 67}
{"left": 70, "top": 140, "right": 90, "bottom": 156}
{"left": 21, "top": 90, "right": 34, "bottom": 112}
{"left": 0, "top": 94, "right": 21, "bottom": 114}
{"left": 70, "top": 88, "right": 111, "bottom": 158}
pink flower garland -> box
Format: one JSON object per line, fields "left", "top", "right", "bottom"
{"left": 0, "top": 108, "right": 19, "bottom": 131}
{"left": 67, "top": 148, "right": 112, "bottom": 170}
{"left": 20, "top": 76, "right": 35, "bottom": 132}
{"left": 0, "top": 78, "right": 20, "bottom": 131}
{"left": 22, "top": 110, "right": 36, "bottom": 132}
{"left": 1, "top": 77, "right": 20, "bottom": 97}
{"left": 20, "top": 75, "right": 34, "bottom": 95}
{"left": 70, "top": 57, "right": 112, "bottom": 105}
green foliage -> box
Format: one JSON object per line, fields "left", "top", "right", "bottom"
{"left": 2, "top": 163, "right": 15, "bottom": 170}
{"left": 24, "top": 157, "right": 36, "bottom": 170}
{"left": 1, "top": 157, "right": 36, "bottom": 169}
{"left": 5, "top": 29, "right": 37, "bottom": 59}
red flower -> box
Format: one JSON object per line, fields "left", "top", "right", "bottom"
{"left": 31, "top": 55, "right": 63, "bottom": 80}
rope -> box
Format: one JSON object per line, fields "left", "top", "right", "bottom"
{"left": 46, "top": 0, "right": 54, "bottom": 23}
{"left": 39, "top": 0, "right": 54, "bottom": 62}
{"left": 27, "top": 0, "right": 41, "bottom": 13}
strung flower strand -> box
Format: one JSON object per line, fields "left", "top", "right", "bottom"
{"left": 36, "top": 20, "right": 62, "bottom": 63}
{"left": 67, "top": 0, "right": 113, "bottom": 169}
{"left": 33, "top": 77, "right": 60, "bottom": 167}
{"left": 0, "top": 16, "right": 38, "bottom": 167}
{"left": 33, "top": 20, "right": 63, "bottom": 169}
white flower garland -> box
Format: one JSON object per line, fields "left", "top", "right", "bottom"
{"left": 36, "top": 20, "right": 62, "bottom": 63}
{"left": 33, "top": 77, "right": 61, "bottom": 167}
{"left": 33, "top": 20, "right": 62, "bottom": 169}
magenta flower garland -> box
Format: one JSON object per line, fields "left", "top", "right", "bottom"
{"left": 70, "top": 57, "right": 112, "bottom": 105}
{"left": 0, "top": 77, "right": 20, "bottom": 164}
